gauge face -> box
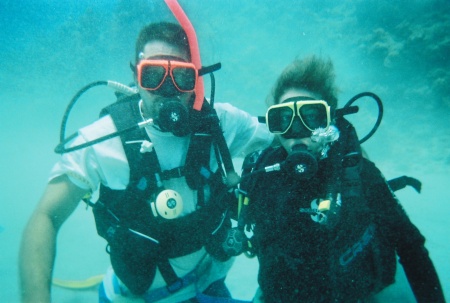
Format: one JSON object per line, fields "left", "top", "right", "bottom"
{"left": 154, "top": 189, "right": 183, "bottom": 219}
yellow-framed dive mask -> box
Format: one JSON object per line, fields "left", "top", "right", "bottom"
{"left": 266, "top": 97, "right": 331, "bottom": 137}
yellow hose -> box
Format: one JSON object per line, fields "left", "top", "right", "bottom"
{"left": 52, "top": 274, "right": 104, "bottom": 290}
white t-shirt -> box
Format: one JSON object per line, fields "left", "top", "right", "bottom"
{"left": 50, "top": 101, "right": 273, "bottom": 302}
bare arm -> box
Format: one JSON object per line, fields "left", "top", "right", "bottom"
{"left": 19, "top": 175, "right": 88, "bottom": 303}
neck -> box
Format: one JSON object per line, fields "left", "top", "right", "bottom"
{"left": 139, "top": 100, "right": 151, "bottom": 121}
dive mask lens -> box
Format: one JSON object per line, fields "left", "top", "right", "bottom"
{"left": 172, "top": 66, "right": 196, "bottom": 91}
{"left": 267, "top": 106, "right": 294, "bottom": 133}
{"left": 299, "top": 102, "right": 329, "bottom": 130}
{"left": 140, "top": 64, "right": 166, "bottom": 90}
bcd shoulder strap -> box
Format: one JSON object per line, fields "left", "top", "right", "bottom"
{"left": 100, "top": 94, "right": 159, "bottom": 183}
{"left": 95, "top": 97, "right": 165, "bottom": 294}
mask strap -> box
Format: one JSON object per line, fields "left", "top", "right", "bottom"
{"left": 130, "top": 62, "right": 136, "bottom": 75}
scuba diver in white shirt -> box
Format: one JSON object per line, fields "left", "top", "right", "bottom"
{"left": 19, "top": 18, "right": 274, "bottom": 303}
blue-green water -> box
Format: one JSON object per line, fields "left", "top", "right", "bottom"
{"left": 1, "top": 0, "right": 449, "bottom": 301}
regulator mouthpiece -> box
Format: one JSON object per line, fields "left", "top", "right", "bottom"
{"left": 157, "top": 100, "right": 190, "bottom": 137}
{"left": 284, "top": 150, "right": 318, "bottom": 180}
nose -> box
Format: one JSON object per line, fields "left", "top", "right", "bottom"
{"left": 291, "top": 116, "right": 308, "bottom": 134}
{"left": 281, "top": 116, "right": 311, "bottom": 139}
{"left": 155, "top": 76, "right": 182, "bottom": 97}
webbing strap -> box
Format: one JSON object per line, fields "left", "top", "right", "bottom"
{"left": 106, "top": 268, "right": 197, "bottom": 303}
{"left": 142, "top": 268, "right": 198, "bottom": 302}
{"left": 157, "top": 259, "right": 181, "bottom": 290}
{"left": 160, "top": 166, "right": 185, "bottom": 180}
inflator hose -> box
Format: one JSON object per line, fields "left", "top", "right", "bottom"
{"left": 56, "top": 81, "right": 139, "bottom": 154}
{"left": 60, "top": 81, "right": 107, "bottom": 142}
{"left": 344, "top": 92, "right": 383, "bottom": 144}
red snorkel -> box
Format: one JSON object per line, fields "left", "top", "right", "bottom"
{"left": 164, "top": 0, "right": 204, "bottom": 111}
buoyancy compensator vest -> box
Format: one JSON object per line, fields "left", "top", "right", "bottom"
{"left": 92, "top": 96, "right": 234, "bottom": 295}
{"left": 230, "top": 92, "right": 384, "bottom": 257}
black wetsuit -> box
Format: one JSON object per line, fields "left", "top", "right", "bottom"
{"left": 246, "top": 147, "right": 445, "bottom": 303}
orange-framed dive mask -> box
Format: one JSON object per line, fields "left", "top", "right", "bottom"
{"left": 136, "top": 59, "right": 198, "bottom": 93}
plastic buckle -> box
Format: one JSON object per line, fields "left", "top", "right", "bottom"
{"left": 166, "top": 278, "right": 183, "bottom": 293}
{"left": 176, "top": 167, "right": 183, "bottom": 177}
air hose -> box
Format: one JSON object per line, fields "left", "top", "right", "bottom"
{"left": 55, "top": 81, "right": 139, "bottom": 154}
{"left": 343, "top": 92, "right": 383, "bottom": 144}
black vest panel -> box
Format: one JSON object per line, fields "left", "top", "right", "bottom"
{"left": 244, "top": 120, "right": 396, "bottom": 303}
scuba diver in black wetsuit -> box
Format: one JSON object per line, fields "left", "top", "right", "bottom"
{"left": 226, "top": 56, "right": 445, "bottom": 303}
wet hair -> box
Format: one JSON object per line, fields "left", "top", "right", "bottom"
{"left": 135, "top": 22, "right": 191, "bottom": 63}
{"left": 266, "top": 55, "right": 339, "bottom": 110}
